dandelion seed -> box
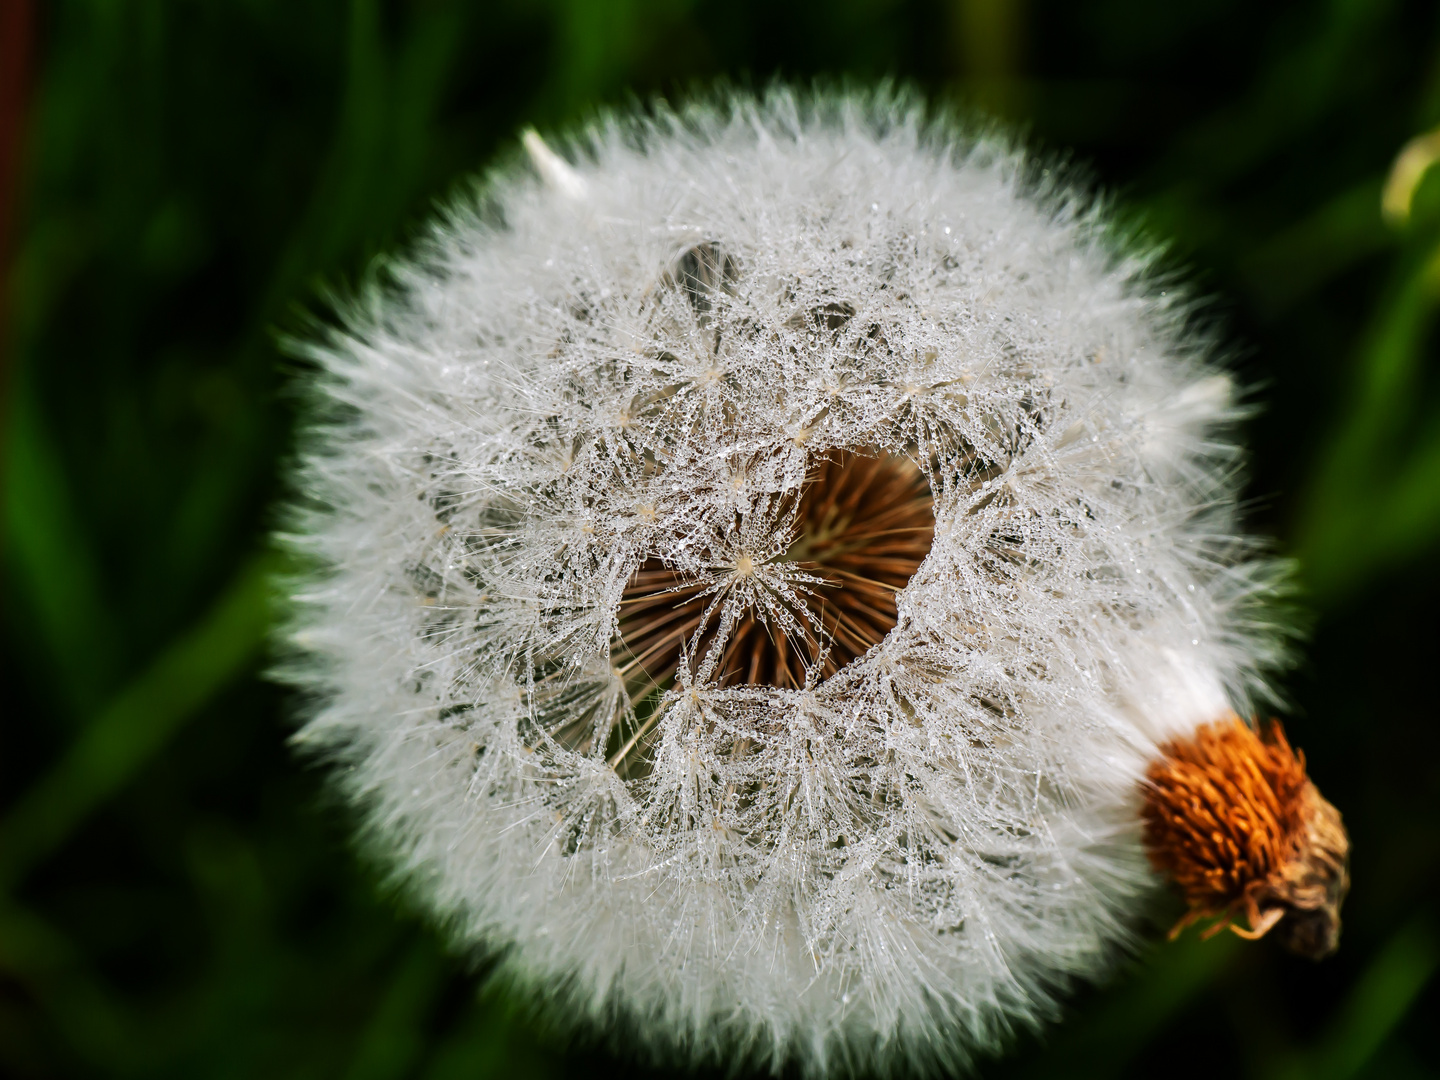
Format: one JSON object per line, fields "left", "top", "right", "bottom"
{"left": 277, "top": 88, "right": 1324, "bottom": 1075}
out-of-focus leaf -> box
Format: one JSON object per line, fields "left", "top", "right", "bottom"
{"left": 1274, "top": 916, "right": 1438, "bottom": 1080}
{"left": 1383, "top": 128, "right": 1440, "bottom": 225}
{"left": 1012, "top": 932, "right": 1241, "bottom": 1079}
{"left": 259, "top": 0, "right": 465, "bottom": 324}
{"left": 422, "top": 990, "right": 560, "bottom": 1080}
{"left": 0, "top": 902, "right": 133, "bottom": 1070}
{"left": 344, "top": 942, "right": 447, "bottom": 1080}
{"left": 1297, "top": 236, "right": 1440, "bottom": 600}
{"left": 0, "top": 556, "right": 272, "bottom": 892}
{"left": 1237, "top": 178, "right": 1392, "bottom": 314}
{"left": 3, "top": 377, "right": 118, "bottom": 714}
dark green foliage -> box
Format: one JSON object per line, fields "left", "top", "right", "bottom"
{"left": 3, "top": 1, "right": 1439, "bottom": 1076}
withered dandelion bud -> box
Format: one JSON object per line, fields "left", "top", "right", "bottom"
{"left": 1142, "top": 715, "right": 1350, "bottom": 959}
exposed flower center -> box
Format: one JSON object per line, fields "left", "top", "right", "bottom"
{"left": 1141, "top": 715, "right": 1350, "bottom": 959}
{"left": 614, "top": 449, "right": 934, "bottom": 706}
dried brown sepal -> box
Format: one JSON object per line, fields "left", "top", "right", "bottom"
{"left": 1141, "top": 715, "right": 1350, "bottom": 959}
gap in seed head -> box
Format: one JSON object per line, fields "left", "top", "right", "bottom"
{"left": 613, "top": 448, "right": 935, "bottom": 711}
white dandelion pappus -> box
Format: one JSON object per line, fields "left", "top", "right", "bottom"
{"left": 278, "top": 89, "right": 1288, "bottom": 1075}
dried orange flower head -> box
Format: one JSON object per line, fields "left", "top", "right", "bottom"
{"left": 1142, "top": 715, "right": 1350, "bottom": 959}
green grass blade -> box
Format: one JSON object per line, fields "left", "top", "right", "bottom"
{"left": 0, "top": 556, "right": 273, "bottom": 892}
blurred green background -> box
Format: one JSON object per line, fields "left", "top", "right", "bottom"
{"left": 4, "top": 0, "right": 1440, "bottom": 1077}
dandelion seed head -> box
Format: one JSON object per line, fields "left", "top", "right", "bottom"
{"left": 278, "top": 89, "right": 1291, "bottom": 1075}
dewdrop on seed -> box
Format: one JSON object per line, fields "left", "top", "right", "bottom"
{"left": 277, "top": 90, "right": 1345, "bottom": 1075}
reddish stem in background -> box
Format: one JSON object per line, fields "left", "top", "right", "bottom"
{"left": 0, "top": 0, "right": 31, "bottom": 317}
{"left": 0, "top": 0, "right": 34, "bottom": 556}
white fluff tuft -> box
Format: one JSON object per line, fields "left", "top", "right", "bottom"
{"left": 277, "top": 89, "right": 1288, "bottom": 1076}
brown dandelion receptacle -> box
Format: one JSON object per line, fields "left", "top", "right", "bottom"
{"left": 1141, "top": 715, "right": 1350, "bottom": 959}
{"left": 615, "top": 448, "right": 934, "bottom": 696}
